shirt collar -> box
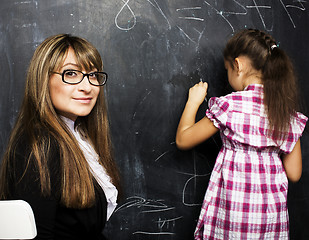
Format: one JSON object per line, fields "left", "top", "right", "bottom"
{"left": 59, "top": 115, "right": 76, "bottom": 132}
{"left": 244, "top": 83, "right": 263, "bottom": 91}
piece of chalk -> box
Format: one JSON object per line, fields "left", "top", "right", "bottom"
{"left": 199, "top": 78, "right": 207, "bottom": 103}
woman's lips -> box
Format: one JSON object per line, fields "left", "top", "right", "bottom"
{"left": 73, "top": 97, "right": 92, "bottom": 104}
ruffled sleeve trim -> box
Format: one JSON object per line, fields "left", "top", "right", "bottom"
{"left": 280, "top": 112, "right": 308, "bottom": 153}
{"left": 206, "top": 96, "right": 230, "bottom": 130}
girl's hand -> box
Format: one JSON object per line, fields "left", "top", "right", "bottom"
{"left": 187, "top": 82, "right": 208, "bottom": 106}
{"left": 176, "top": 81, "right": 217, "bottom": 150}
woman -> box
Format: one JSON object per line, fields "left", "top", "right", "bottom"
{"left": 0, "top": 34, "right": 121, "bottom": 239}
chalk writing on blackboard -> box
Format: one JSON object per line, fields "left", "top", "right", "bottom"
{"left": 154, "top": 142, "right": 217, "bottom": 207}
{"left": 115, "top": 0, "right": 171, "bottom": 31}
{"left": 179, "top": 151, "right": 213, "bottom": 207}
{"left": 146, "top": 0, "right": 171, "bottom": 29}
{"left": 115, "top": 0, "right": 136, "bottom": 31}
{"left": 181, "top": 172, "right": 210, "bottom": 207}
{"left": 115, "top": 196, "right": 182, "bottom": 236}
{"left": 115, "top": 0, "right": 307, "bottom": 35}
{"left": 176, "top": 7, "right": 204, "bottom": 22}
{"left": 280, "top": 0, "right": 306, "bottom": 28}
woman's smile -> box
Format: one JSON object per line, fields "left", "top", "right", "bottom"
{"left": 73, "top": 97, "right": 93, "bottom": 104}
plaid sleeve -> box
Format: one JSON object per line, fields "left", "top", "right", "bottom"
{"left": 280, "top": 112, "right": 308, "bottom": 153}
{"left": 206, "top": 96, "right": 230, "bottom": 130}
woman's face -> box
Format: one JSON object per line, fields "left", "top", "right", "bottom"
{"left": 49, "top": 47, "right": 100, "bottom": 121}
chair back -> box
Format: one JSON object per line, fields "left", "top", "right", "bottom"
{"left": 0, "top": 200, "right": 37, "bottom": 239}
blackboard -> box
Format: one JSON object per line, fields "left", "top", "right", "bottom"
{"left": 0, "top": 1, "right": 308, "bottom": 239}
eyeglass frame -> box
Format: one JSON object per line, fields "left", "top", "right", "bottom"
{"left": 52, "top": 69, "right": 108, "bottom": 86}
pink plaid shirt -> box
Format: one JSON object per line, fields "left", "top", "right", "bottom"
{"left": 195, "top": 84, "right": 307, "bottom": 240}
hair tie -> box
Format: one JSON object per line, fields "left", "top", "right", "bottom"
{"left": 271, "top": 44, "right": 277, "bottom": 50}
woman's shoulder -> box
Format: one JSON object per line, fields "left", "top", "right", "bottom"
{"left": 11, "top": 128, "right": 62, "bottom": 187}
{"left": 13, "top": 128, "right": 60, "bottom": 158}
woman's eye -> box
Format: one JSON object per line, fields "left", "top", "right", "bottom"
{"left": 64, "top": 71, "right": 77, "bottom": 77}
{"left": 89, "top": 72, "right": 97, "bottom": 79}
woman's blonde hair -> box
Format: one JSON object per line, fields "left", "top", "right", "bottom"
{"left": 0, "top": 34, "right": 121, "bottom": 208}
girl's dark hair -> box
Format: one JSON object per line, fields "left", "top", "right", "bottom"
{"left": 224, "top": 29, "right": 299, "bottom": 140}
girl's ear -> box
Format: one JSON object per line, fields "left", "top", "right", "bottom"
{"left": 234, "top": 58, "right": 242, "bottom": 73}
{"left": 235, "top": 57, "right": 250, "bottom": 76}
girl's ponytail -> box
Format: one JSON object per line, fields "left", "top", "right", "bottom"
{"left": 263, "top": 44, "right": 298, "bottom": 139}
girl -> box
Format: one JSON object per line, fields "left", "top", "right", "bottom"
{"left": 176, "top": 29, "right": 307, "bottom": 239}
{"left": 0, "top": 34, "right": 121, "bottom": 239}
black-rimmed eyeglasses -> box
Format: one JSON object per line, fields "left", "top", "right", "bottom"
{"left": 53, "top": 69, "right": 108, "bottom": 86}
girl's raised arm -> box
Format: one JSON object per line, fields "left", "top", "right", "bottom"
{"left": 176, "top": 82, "right": 219, "bottom": 150}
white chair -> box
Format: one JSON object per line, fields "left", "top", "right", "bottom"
{"left": 0, "top": 200, "right": 37, "bottom": 239}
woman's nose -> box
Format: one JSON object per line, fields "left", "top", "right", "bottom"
{"left": 78, "top": 76, "right": 92, "bottom": 92}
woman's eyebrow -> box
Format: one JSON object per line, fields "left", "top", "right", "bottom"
{"left": 59, "top": 63, "right": 97, "bottom": 72}
{"left": 61, "top": 63, "right": 79, "bottom": 68}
